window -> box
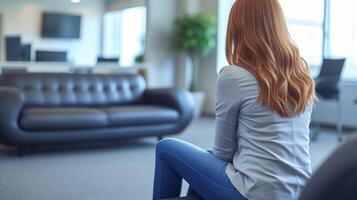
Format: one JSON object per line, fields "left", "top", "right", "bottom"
{"left": 279, "top": 0, "right": 325, "bottom": 68}
{"left": 217, "top": 0, "right": 235, "bottom": 72}
{"left": 218, "top": 0, "right": 357, "bottom": 74}
{"left": 103, "top": 11, "right": 121, "bottom": 61}
{"left": 217, "top": 0, "right": 325, "bottom": 71}
{"left": 103, "top": 6, "right": 146, "bottom": 66}
{"left": 329, "top": 0, "right": 357, "bottom": 72}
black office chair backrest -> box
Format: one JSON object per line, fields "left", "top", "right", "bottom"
{"left": 5, "top": 36, "right": 21, "bottom": 61}
{"left": 318, "top": 58, "right": 345, "bottom": 79}
{"left": 97, "top": 57, "right": 119, "bottom": 64}
{"left": 315, "top": 58, "right": 346, "bottom": 99}
{"left": 299, "top": 137, "right": 357, "bottom": 200}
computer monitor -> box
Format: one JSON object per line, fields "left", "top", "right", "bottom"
{"left": 97, "top": 57, "right": 119, "bottom": 63}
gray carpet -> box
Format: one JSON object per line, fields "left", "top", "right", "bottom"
{"left": 0, "top": 117, "right": 345, "bottom": 200}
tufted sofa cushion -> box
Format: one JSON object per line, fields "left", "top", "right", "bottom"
{"left": 20, "top": 107, "right": 108, "bottom": 131}
{"left": 0, "top": 73, "right": 146, "bottom": 107}
{"left": 103, "top": 105, "right": 179, "bottom": 127}
{"left": 19, "top": 105, "right": 180, "bottom": 131}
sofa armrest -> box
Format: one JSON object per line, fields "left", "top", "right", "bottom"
{"left": 0, "top": 87, "right": 24, "bottom": 144}
{"left": 143, "top": 88, "right": 194, "bottom": 129}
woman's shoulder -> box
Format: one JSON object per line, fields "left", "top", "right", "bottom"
{"left": 219, "top": 65, "right": 256, "bottom": 84}
{"left": 217, "top": 65, "right": 258, "bottom": 103}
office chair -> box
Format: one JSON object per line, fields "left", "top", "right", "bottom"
{"left": 299, "top": 136, "right": 357, "bottom": 200}
{"left": 97, "top": 57, "right": 119, "bottom": 64}
{"left": 5, "top": 36, "right": 21, "bottom": 61}
{"left": 312, "top": 58, "right": 345, "bottom": 142}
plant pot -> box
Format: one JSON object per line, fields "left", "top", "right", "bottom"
{"left": 191, "top": 91, "right": 205, "bottom": 118}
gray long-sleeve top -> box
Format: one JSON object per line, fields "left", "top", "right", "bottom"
{"left": 213, "top": 65, "right": 312, "bottom": 200}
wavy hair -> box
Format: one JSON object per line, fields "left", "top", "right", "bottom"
{"left": 226, "top": 0, "right": 316, "bottom": 117}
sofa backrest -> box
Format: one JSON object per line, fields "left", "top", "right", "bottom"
{"left": 0, "top": 73, "right": 146, "bottom": 107}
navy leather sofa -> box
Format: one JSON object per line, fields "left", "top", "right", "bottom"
{"left": 0, "top": 73, "right": 194, "bottom": 152}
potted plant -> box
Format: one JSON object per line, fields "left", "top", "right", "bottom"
{"left": 172, "top": 13, "right": 217, "bottom": 117}
{"left": 134, "top": 34, "right": 146, "bottom": 64}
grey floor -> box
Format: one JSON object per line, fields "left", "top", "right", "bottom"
{"left": 0, "top": 117, "right": 345, "bottom": 200}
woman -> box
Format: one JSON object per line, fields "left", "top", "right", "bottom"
{"left": 153, "top": 0, "right": 316, "bottom": 199}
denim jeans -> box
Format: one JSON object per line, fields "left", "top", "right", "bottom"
{"left": 153, "top": 138, "right": 247, "bottom": 200}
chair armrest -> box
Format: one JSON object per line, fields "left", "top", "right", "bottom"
{"left": 0, "top": 87, "right": 24, "bottom": 144}
{"left": 143, "top": 88, "right": 194, "bottom": 126}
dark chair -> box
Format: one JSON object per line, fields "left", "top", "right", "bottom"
{"left": 299, "top": 136, "right": 357, "bottom": 200}
{"left": 5, "top": 36, "right": 32, "bottom": 61}
{"left": 5, "top": 36, "right": 21, "bottom": 61}
{"left": 97, "top": 57, "right": 119, "bottom": 64}
{"left": 312, "top": 58, "right": 345, "bottom": 142}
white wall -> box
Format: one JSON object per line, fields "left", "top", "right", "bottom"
{"left": 174, "top": 0, "right": 199, "bottom": 90}
{"left": 173, "top": 0, "right": 218, "bottom": 114}
{"left": 177, "top": 0, "right": 200, "bottom": 16}
{"left": 0, "top": 0, "right": 104, "bottom": 66}
{"left": 145, "top": 0, "right": 177, "bottom": 88}
{"left": 0, "top": 14, "right": 3, "bottom": 62}
{"left": 197, "top": 0, "right": 219, "bottom": 115}
{"left": 104, "top": 0, "right": 177, "bottom": 88}
{"left": 105, "top": 0, "right": 146, "bottom": 11}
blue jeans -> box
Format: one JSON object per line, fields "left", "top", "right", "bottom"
{"left": 153, "top": 138, "right": 246, "bottom": 200}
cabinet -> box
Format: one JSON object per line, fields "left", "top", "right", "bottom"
{"left": 312, "top": 80, "right": 357, "bottom": 128}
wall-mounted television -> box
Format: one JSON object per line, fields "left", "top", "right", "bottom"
{"left": 41, "top": 12, "right": 81, "bottom": 39}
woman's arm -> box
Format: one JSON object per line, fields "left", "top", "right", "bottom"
{"left": 213, "top": 67, "right": 242, "bottom": 162}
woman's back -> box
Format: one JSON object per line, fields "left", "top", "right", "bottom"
{"left": 214, "top": 65, "right": 312, "bottom": 200}
{"left": 153, "top": 0, "right": 315, "bottom": 198}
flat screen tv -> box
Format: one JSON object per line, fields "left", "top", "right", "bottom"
{"left": 41, "top": 12, "right": 81, "bottom": 39}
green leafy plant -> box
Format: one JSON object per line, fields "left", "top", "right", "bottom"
{"left": 172, "top": 13, "right": 217, "bottom": 91}
{"left": 134, "top": 54, "right": 144, "bottom": 63}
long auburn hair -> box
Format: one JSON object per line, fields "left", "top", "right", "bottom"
{"left": 226, "top": 0, "right": 316, "bottom": 117}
